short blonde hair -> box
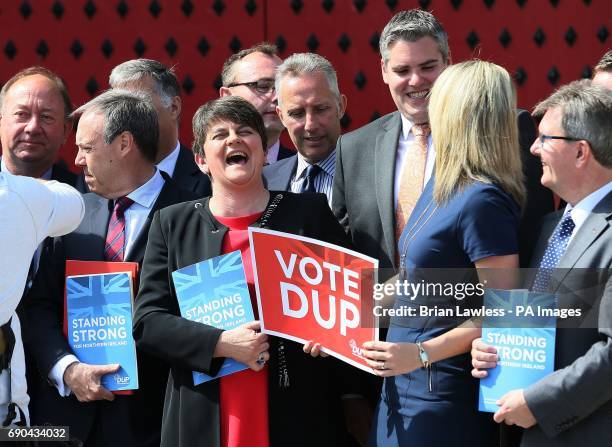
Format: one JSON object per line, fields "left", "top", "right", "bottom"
{"left": 429, "top": 60, "right": 525, "bottom": 207}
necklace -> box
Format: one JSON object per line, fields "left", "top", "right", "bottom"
{"left": 398, "top": 200, "right": 438, "bottom": 281}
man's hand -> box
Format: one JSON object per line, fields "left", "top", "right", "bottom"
{"left": 494, "top": 389, "right": 537, "bottom": 428}
{"left": 470, "top": 337, "right": 498, "bottom": 379}
{"left": 63, "top": 362, "right": 119, "bottom": 402}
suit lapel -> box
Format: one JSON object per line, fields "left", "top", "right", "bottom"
{"left": 88, "top": 194, "right": 112, "bottom": 259}
{"left": 126, "top": 179, "right": 182, "bottom": 264}
{"left": 375, "top": 112, "right": 401, "bottom": 264}
{"left": 265, "top": 156, "right": 297, "bottom": 191}
{"left": 556, "top": 192, "right": 612, "bottom": 273}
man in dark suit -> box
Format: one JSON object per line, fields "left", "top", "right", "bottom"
{"left": 108, "top": 58, "right": 211, "bottom": 197}
{"left": 219, "top": 43, "right": 294, "bottom": 164}
{"left": 263, "top": 52, "right": 347, "bottom": 206}
{"left": 332, "top": 9, "right": 553, "bottom": 273}
{"left": 0, "top": 66, "right": 80, "bottom": 188}
{"left": 471, "top": 80, "right": 612, "bottom": 446}
{"left": 25, "top": 89, "right": 197, "bottom": 446}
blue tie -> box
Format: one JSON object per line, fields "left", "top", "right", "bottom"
{"left": 532, "top": 212, "right": 576, "bottom": 292}
{"left": 300, "top": 164, "right": 321, "bottom": 193}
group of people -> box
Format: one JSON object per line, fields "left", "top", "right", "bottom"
{"left": 0, "top": 7, "right": 610, "bottom": 447}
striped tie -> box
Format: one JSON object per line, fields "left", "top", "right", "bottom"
{"left": 104, "top": 196, "right": 134, "bottom": 262}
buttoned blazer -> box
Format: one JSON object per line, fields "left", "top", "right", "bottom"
{"left": 521, "top": 191, "right": 612, "bottom": 447}
{"left": 132, "top": 191, "right": 353, "bottom": 447}
{"left": 24, "top": 175, "right": 197, "bottom": 446}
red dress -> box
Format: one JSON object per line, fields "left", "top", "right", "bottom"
{"left": 215, "top": 212, "right": 269, "bottom": 447}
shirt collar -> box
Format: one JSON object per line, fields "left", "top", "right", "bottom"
{"left": 400, "top": 114, "right": 432, "bottom": 141}
{"left": 565, "top": 181, "right": 612, "bottom": 230}
{"left": 295, "top": 149, "right": 336, "bottom": 179}
{"left": 400, "top": 114, "right": 415, "bottom": 140}
{"left": 156, "top": 141, "right": 181, "bottom": 176}
{"left": 266, "top": 140, "right": 280, "bottom": 164}
{"left": 126, "top": 169, "right": 165, "bottom": 209}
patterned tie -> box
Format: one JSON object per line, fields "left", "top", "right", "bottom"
{"left": 395, "top": 123, "right": 431, "bottom": 242}
{"left": 299, "top": 164, "right": 321, "bottom": 193}
{"left": 104, "top": 196, "right": 134, "bottom": 262}
{"left": 532, "top": 212, "right": 575, "bottom": 292}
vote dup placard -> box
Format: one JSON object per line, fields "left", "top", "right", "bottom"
{"left": 249, "top": 228, "right": 379, "bottom": 373}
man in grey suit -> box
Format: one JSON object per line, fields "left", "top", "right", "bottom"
{"left": 332, "top": 9, "right": 553, "bottom": 272}
{"left": 25, "top": 90, "right": 196, "bottom": 445}
{"left": 332, "top": 10, "right": 448, "bottom": 272}
{"left": 263, "top": 52, "right": 347, "bottom": 206}
{"left": 471, "top": 80, "right": 612, "bottom": 446}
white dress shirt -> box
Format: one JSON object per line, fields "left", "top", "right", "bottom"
{"left": 156, "top": 141, "right": 181, "bottom": 177}
{"left": 0, "top": 173, "right": 84, "bottom": 425}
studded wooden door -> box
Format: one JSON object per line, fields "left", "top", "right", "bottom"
{"left": 0, "top": 0, "right": 609, "bottom": 166}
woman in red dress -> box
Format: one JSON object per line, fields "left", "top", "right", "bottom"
{"left": 133, "top": 96, "right": 352, "bottom": 447}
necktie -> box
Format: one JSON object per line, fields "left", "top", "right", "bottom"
{"left": 299, "top": 164, "right": 321, "bottom": 193}
{"left": 532, "top": 212, "right": 575, "bottom": 292}
{"left": 104, "top": 196, "right": 134, "bottom": 262}
{"left": 395, "top": 123, "right": 431, "bottom": 242}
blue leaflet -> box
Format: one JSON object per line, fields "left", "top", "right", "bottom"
{"left": 478, "top": 289, "right": 556, "bottom": 413}
{"left": 172, "top": 250, "right": 255, "bottom": 385}
{"left": 66, "top": 271, "right": 138, "bottom": 391}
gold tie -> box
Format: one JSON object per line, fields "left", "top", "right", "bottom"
{"left": 395, "top": 123, "right": 431, "bottom": 243}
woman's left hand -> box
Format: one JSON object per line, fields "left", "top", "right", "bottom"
{"left": 303, "top": 340, "right": 328, "bottom": 358}
{"left": 361, "top": 341, "right": 421, "bottom": 377}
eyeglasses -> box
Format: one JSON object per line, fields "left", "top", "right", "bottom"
{"left": 227, "top": 79, "right": 275, "bottom": 94}
{"left": 537, "top": 134, "right": 581, "bottom": 148}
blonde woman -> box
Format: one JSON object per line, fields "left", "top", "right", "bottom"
{"left": 362, "top": 60, "right": 525, "bottom": 447}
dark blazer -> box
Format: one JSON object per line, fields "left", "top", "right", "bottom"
{"left": 332, "top": 110, "right": 554, "bottom": 273}
{"left": 520, "top": 191, "right": 612, "bottom": 447}
{"left": 133, "top": 192, "right": 353, "bottom": 447}
{"left": 262, "top": 154, "right": 297, "bottom": 190}
{"left": 50, "top": 162, "right": 78, "bottom": 188}
{"left": 277, "top": 143, "right": 295, "bottom": 161}
{"left": 173, "top": 143, "right": 212, "bottom": 198}
{"left": 24, "top": 175, "right": 197, "bottom": 447}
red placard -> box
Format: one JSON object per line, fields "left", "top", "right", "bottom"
{"left": 249, "top": 228, "right": 378, "bottom": 373}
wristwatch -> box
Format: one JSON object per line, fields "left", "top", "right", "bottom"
{"left": 416, "top": 341, "right": 430, "bottom": 368}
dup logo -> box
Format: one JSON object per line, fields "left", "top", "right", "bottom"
{"left": 349, "top": 339, "right": 364, "bottom": 358}
{"left": 114, "top": 372, "right": 131, "bottom": 385}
